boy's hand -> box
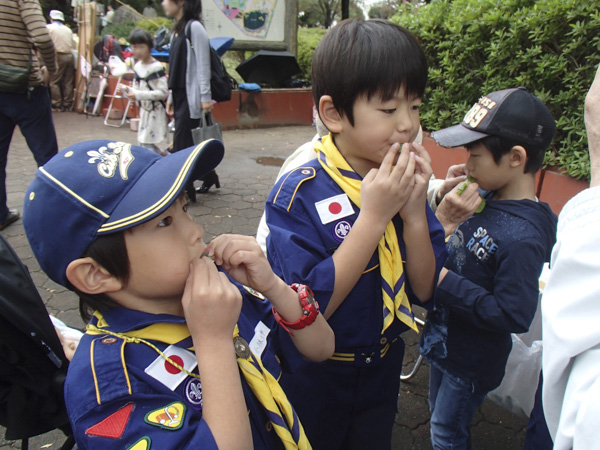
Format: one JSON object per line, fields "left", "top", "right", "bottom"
{"left": 182, "top": 257, "right": 242, "bottom": 342}
{"left": 399, "top": 143, "right": 433, "bottom": 223}
{"left": 436, "top": 164, "right": 469, "bottom": 204}
{"left": 361, "top": 143, "right": 415, "bottom": 229}
{"left": 436, "top": 181, "right": 482, "bottom": 237}
{"left": 207, "top": 234, "right": 279, "bottom": 296}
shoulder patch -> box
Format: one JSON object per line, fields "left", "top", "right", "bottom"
{"left": 272, "top": 166, "right": 316, "bottom": 212}
{"left": 85, "top": 402, "right": 134, "bottom": 438}
{"left": 145, "top": 402, "right": 186, "bottom": 430}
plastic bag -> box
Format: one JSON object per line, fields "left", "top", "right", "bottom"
{"left": 108, "top": 55, "right": 128, "bottom": 77}
{"left": 487, "top": 333, "right": 542, "bottom": 418}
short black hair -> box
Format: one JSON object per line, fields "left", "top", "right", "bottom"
{"left": 468, "top": 135, "right": 546, "bottom": 174}
{"left": 312, "top": 18, "right": 428, "bottom": 126}
{"left": 129, "top": 28, "right": 154, "bottom": 49}
{"left": 76, "top": 232, "right": 130, "bottom": 323}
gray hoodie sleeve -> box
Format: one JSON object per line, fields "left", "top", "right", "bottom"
{"left": 185, "top": 20, "right": 212, "bottom": 119}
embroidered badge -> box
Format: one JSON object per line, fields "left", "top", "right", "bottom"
{"left": 332, "top": 220, "right": 352, "bottom": 243}
{"left": 144, "top": 402, "right": 186, "bottom": 430}
{"left": 315, "top": 194, "right": 355, "bottom": 224}
{"left": 126, "top": 436, "right": 151, "bottom": 450}
{"left": 144, "top": 345, "right": 197, "bottom": 391}
{"left": 85, "top": 403, "right": 134, "bottom": 438}
{"left": 184, "top": 378, "right": 203, "bottom": 410}
{"left": 87, "top": 142, "right": 134, "bottom": 180}
{"left": 243, "top": 285, "right": 265, "bottom": 299}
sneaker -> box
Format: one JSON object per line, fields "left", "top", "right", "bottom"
{"left": 0, "top": 209, "right": 20, "bottom": 230}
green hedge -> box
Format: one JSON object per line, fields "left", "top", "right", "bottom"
{"left": 297, "top": 27, "right": 327, "bottom": 82}
{"left": 393, "top": 0, "right": 600, "bottom": 180}
{"left": 102, "top": 17, "right": 173, "bottom": 42}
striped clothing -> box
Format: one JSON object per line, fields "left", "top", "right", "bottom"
{"left": 0, "top": 0, "right": 57, "bottom": 87}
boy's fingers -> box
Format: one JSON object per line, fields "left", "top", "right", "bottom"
{"left": 411, "top": 142, "right": 432, "bottom": 165}
{"left": 379, "top": 143, "right": 400, "bottom": 175}
{"left": 390, "top": 143, "right": 411, "bottom": 179}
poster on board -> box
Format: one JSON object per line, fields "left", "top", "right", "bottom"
{"left": 203, "top": 0, "right": 294, "bottom": 50}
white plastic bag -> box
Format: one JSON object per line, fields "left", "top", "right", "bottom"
{"left": 487, "top": 333, "right": 542, "bottom": 418}
{"left": 107, "top": 55, "right": 128, "bottom": 77}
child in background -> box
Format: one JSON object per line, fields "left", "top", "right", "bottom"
{"left": 122, "top": 29, "right": 168, "bottom": 156}
{"left": 23, "top": 139, "right": 334, "bottom": 449}
{"left": 421, "top": 87, "right": 558, "bottom": 449}
{"left": 264, "top": 19, "right": 447, "bottom": 449}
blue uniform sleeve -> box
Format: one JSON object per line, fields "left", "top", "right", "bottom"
{"left": 70, "top": 395, "right": 218, "bottom": 450}
{"left": 266, "top": 193, "right": 337, "bottom": 312}
{"left": 436, "top": 239, "right": 545, "bottom": 333}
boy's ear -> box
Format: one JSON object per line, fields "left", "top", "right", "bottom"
{"left": 508, "top": 145, "right": 528, "bottom": 170}
{"left": 66, "top": 257, "right": 123, "bottom": 295}
{"left": 319, "top": 95, "right": 344, "bottom": 133}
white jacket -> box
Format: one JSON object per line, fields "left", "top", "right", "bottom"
{"left": 542, "top": 185, "right": 600, "bottom": 449}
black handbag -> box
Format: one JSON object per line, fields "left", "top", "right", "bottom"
{"left": 0, "top": 51, "right": 32, "bottom": 94}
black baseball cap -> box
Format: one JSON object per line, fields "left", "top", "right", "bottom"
{"left": 432, "top": 87, "right": 556, "bottom": 149}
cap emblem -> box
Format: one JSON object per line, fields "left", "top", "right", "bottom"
{"left": 463, "top": 96, "right": 498, "bottom": 129}
{"left": 87, "top": 142, "right": 135, "bottom": 180}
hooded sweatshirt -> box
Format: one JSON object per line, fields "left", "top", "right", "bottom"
{"left": 420, "top": 194, "right": 557, "bottom": 392}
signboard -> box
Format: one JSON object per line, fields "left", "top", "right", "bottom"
{"left": 203, "top": 0, "right": 297, "bottom": 52}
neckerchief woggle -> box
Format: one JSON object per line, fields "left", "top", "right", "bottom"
{"left": 86, "top": 311, "right": 311, "bottom": 450}
{"left": 315, "top": 134, "right": 418, "bottom": 333}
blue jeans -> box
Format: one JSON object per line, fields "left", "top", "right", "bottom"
{"left": 0, "top": 86, "right": 58, "bottom": 220}
{"left": 429, "top": 365, "right": 487, "bottom": 450}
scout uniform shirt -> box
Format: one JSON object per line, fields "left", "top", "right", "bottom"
{"left": 264, "top": 153, "right": 447, "bottom": 447}
{"left": 64, "top": 276, "right": 305, "bottom": 450}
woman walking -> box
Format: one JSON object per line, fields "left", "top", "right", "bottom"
{"left": 163, "top": 0, "right": 220, "bottom": 201}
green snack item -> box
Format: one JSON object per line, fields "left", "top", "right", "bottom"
{"left": 455, "top": 175, "right": 486, "bottom": 212}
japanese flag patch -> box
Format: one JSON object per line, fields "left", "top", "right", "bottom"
{"left": 144, "top": 345, "right": 197, "bottom": 391}
{"left": 315, "top": 194, "right": 355, "bottom": 224}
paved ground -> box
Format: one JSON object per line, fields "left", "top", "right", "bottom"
{"left": 0, "top": 112, "right": 528, "bottom": 449}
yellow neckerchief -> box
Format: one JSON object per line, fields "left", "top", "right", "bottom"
{"left": 315, "top": 134, "right": 418, "bottom": 332}
{"left": 86, "top": 312, "right": 311, "bottom": 450}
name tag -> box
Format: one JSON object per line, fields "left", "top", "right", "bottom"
{"left": 249, "top": 321, "right": 270, "bottom": 358}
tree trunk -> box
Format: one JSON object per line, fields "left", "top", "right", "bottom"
{"left": 341, "top": 0, "right": 349, "bottom": 19}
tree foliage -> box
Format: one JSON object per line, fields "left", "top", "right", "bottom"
{"left": 394, "top": 0, "right": 600, "bottom": 180}
{"left": 299, "top": 0, "right": 365, "bottom": 28}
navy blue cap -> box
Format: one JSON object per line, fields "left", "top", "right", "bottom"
{"left": 432, "top": 87, "right": 556, "bottom": 149}
{"left": 23, "top": 139, "right": 224, "bottom": 287}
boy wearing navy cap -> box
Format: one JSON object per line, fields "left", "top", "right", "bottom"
{"left": 264, "top": 19, "right": 448, "bottom": 449}
{"left": 421, "top": 87, "right": 558, "bottom": 448}
{"left": 22, "top": 139, "right": 334, "bottom": 449}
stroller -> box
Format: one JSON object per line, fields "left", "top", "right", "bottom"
{"left": 0, "top": 234, "right": 74, "bottom": 450}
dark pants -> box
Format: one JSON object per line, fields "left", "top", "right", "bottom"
{"left": 0, "top": 86, "right": 58, "bottom": 221}
{"left": 172, "top": 87, "right": 198, "bottom": 152}
{"left": 172, "top": 88, "right": 216, "bottom": 185}
{"left": 524, "top": 372, "right": 553, "bottom": 449}
{"left": 281, "top": 339, "right": 405, "bottom": 450}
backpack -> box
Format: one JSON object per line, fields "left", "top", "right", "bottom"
{"left": 0, "top": 234, "right": 74, "bottom": 449}
{"left": 185, "top": 22, "right": 235, "bottom": 102}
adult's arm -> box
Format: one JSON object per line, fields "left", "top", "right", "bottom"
{"left": 21, "top": 0, "right": 57, "bottom": 73}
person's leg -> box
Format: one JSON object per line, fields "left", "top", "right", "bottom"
{"left": 429, "top": 366, "right": 486, "bottom": 450}
{"left": 62, "top": 54, "right": 75, "bottom": 110}
{"left": 0, "top": 93, "right": 18, "bottom": 222}
{"left": 50, "top": 56, "right": 66, "bottom": 110}
{"left": 524, "top": 372, "right": 553, "bottom": 449}
{"left": 342, "top": 339, "right": 406, "bottom": 450}
{"left": 280, "top": 361, "right": 358, "bottom": 450}
{"left": 16, "top": 86, "right": 59, "bottom": 167}
{"left": 172, "top": 88, "right": 200, "bottom": 201}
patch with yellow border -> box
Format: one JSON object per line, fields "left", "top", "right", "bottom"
{"left": 144, "top": 402, "right": 186, "bottom": 430}
{"left": 126, "top": 436, "right": 151, "bottom": 450}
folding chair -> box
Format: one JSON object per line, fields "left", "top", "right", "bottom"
{"left": 400, "top": 316, "right": 426, "bottom": 381}
{"left": 104, "top": 75, "right": 134, "bottom": 127}
{"left": 0, "top": 235, "right": 74, "bottom": 450}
